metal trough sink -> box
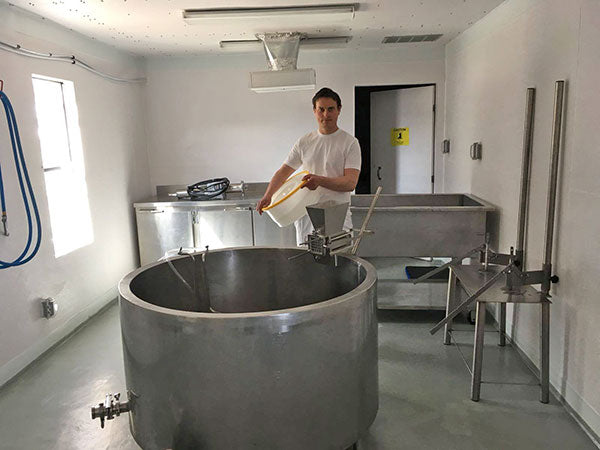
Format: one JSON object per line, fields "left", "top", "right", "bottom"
{"left": 350, "top": 194, "right": 495, "bottom": 258}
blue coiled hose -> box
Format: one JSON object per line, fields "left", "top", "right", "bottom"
{"left": 0, "top": 90, "right": 42, "bottom": 268}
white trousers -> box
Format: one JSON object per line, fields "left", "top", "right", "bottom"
{"left": 294, "top": 210, "right": 353, "bottom": 246}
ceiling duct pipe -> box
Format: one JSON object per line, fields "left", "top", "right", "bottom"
{"left": 250, "top": 32, "right": 316, "bottom": 93}
{"left": 258, "top": 31, "right": 303, "bottom": 70}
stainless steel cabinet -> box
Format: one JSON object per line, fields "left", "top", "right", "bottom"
{"left": 193, "top": 207, "right": 254, "bottom": 249}
{"left": 252, "top": 210, "right": 297, "bottom": 247}
{"left": 135, "top": 203, "right": 297, "bottom": 266}
{"left": 136, "top": 207, "right": 194, "bottom": 265}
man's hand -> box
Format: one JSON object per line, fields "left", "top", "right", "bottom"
{"left": 256, "top": 195, "right": 272, "bottom": 214}
{"left": 302, "top": 169, "right": 359, "bottom": 192}
{"left": 258, "top": 164, "right": 295, "bottom": 214}
{"left": 301, "top": 173, "right": 322, "bottom": 190}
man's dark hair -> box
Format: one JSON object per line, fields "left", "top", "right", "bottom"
{"left": 312, "top": 87, "right": 342, "bottom": 109}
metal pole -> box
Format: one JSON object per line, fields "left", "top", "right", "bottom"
{"left": 541, "top": 302, "right": 550, "bottom": 403}
{"left": 471, "top": 302, "right": 486, "bottom": 402}
{"left": 516, "top": 88, "right": 536, "bottom": 266}
{"left": 542, "top": 80, "right": 565, "bottom": 294}
{"left": 444, "top": 269, "right": 457, "bottom": 345}
{"left": 351, "top": 186, "right": 382, "bottom": 255}
{"left": 499, "top": 303, "right": 506, "bottom": 347}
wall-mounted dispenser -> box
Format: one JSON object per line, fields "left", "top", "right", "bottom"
{"left": 470, "top": 142, "right": 482, "bottom": 160}
{"left": 442, "top": 139, "right": 450, "bottom": 154}
{"left": 41, "top": 298, "right": 58, "bottom": 319}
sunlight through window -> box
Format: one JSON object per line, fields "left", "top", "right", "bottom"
{"left": 32, "top": 75, "right": 94, "bottom": 257}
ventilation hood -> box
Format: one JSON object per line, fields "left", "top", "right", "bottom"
{"left": 250, "top": 32, "right": 316, "bottom": 93}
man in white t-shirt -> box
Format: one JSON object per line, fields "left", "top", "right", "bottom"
{"left": 257, "top": 87, "right": 361, "bottom": 245}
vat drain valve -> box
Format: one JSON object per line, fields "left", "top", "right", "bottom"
{"left": 91, "top": 392, "right": 130, "bottom": 428}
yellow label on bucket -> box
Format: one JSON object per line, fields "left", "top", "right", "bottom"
{"left": 391, "top": 127, "right": 409, "bottom": 146}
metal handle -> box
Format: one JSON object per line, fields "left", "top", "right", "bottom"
{"left": 376, "top": 166, "right": 382, "bottom": 180}
{"left": 138, "top": 208, "right": 164, "bottom": 213}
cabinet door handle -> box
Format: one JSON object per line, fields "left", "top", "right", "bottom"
{"left": 377, "top": 166, "right": 382, "bottom": 181}
{"left": 138, "top": 208, "right": 164, "bottom": 213}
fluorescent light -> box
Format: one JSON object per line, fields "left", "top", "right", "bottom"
{"left": 296, "top": 36, "right": 353, "bottom": 47}
{"left": 183, "top": 4, "right": 356, "bottom": 22}
{"left": 219, "top": 40, "right": 263, "bottom": 50}
{"left": 220, "top": 36, "right": 353, "bottom": 51}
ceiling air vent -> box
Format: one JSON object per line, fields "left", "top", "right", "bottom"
{"left": 382, "top": 34, "right": 443, "bottom": 43}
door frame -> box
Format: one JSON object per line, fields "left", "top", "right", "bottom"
{"left": 354, "top": 83, "right": 437, "bottom": 194}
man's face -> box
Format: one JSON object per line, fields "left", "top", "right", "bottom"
{"left": 313, "top": 97, "right": 341, "bottom": 129}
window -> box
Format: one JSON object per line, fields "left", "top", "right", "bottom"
{"left": 32, "top": 75, "right": 93, "bottom": 257}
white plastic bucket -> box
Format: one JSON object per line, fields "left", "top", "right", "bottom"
{"left": 263, "top": 171, "right": 321, "bottom": 227}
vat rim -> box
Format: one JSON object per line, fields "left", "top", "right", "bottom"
{"left": 119, "top": 246, "right": 377, "bottom": 319}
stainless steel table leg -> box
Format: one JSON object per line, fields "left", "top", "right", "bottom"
{"left": 499, "top": 303, "right": 507, "bottom": 347}
{"left": 471, "top": 302, "right": 486, "bottom": 402}
{"left": 541, "top": 302, "right": 550, "bottom": 403}
{"left": 444, "top": 269, "right": 457, "bottom": 345}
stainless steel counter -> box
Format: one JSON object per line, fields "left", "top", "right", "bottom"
{"left": 134, "top": 183, "right": 268, "bottom": 208}
{"left": 134, "top": 183, "right": 297, "bottom": 265}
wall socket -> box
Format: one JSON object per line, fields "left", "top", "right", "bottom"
{"left": 41, "top": 298, "right": 58, "bottom": 319}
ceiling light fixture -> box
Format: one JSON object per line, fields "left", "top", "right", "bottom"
{"left": 219, "top": 36, "right": 353, "bottom": 51}
{"left": 182, "top": 4, "right": 357, "bottom": 22}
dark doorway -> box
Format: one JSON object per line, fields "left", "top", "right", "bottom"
{"left": 354, "top": 84, "right": 437, "bottom": 194}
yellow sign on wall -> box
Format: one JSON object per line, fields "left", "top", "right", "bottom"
{"left": 391, "top": 127, "right": 409, "bottom": 146}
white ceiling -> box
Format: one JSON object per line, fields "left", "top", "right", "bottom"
{"left": 4, "top": 0, "right": 506, "bottom": 56}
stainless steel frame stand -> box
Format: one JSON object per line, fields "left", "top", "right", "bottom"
{"left": 420, "top": 82, "right": 565, "bottom": 403}
{"left": 449, "top": 265, "right": 551, "bottom": 402}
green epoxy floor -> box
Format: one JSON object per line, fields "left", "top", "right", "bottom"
{"left": 0, "top": 304, "right": 595, "bottom": 449}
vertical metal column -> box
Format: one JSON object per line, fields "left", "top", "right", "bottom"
{"left": 444, "top": 269, "right": 457, "bottom": 345}
{"left": 542, "top": 80, "right": 565, "bottom": 294}
{"left": 516, "top": 88, "right": 536, "bottom": 266}
{"left": 538, "top": 80, "right": 564, "bottom": 404}
{"left": 541, "top": 302, "right": 550, "bottom": 403}
{"left": 497, "top": 88, "right": 535, "bottom": 350}
{"left": 499, "top": 304, "right": 506, "bottom": 347}
{"left": 471, "top": 302, "right": 486, "bottom": 402}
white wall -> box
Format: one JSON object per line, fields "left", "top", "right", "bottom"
{"left": 444, "top": 0, "right": 600, "bottom": 439}
{"left": 0, "top": 4, "right": 152, "bottom": 385}
{"left": 144, "top": 46, "right": 445, "bottom": 191}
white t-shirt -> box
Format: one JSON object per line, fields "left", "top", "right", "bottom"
{"left": 283, "top": 128, "right": 361, "bottom": 244}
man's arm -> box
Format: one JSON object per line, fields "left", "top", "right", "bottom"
{"left": 301, "top": 168, "right": 360, "bottom": 192}
{"left": 256, "top": 164, "right": 296, "bottom": 214}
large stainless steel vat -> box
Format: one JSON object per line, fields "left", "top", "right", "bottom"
{"left": 351, "top": 193, "right": 495, "bottom": 257}
{"left": 119, "top": 247, "right": 378, "bottom": 450}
